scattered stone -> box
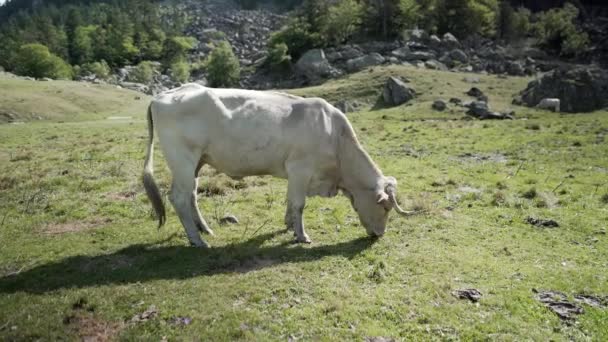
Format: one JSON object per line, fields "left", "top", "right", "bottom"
{"left": 449, "top": 49, "right": 468, "bottom": 64}
{"left": 334, "top": 99, "right": 364, "bottom": 114}
{"left": 219, "top": 215, "right": 239, "bottom": 225}
{"left": 526, "top": 217, "right": 559, "bottom": 228}
{"left": 432, "top": 99, "right": 447, "bottom": 111}
{"left": 345, "top": 53, "right": 385, "bottom": 72}
{"left": 466, "top": 87, "right": 485, "bottom": 99}
{"left": 130, "top": 305, "right": 158, "bottom": 323}
{"left": 534, "top": 290, "right": 584, "bottom": 320}
{"left": 442, "top": 32, "right": 460, "bottom": 49}
{"left": 449, "top": 98, "right": 463, "bottom": 106}
{"left": 166, "top": 316, "right": 193, "bottom": 326}
{"left": 452, "top": 288, "right": 482, "bottom": 302}
{"left": 506, "top": 61, "right": 525, "bottom": 76}
{"left": 463, "top": 76, "right": 480, "bottom": 84}
{"left": 383, "top": 76, "right": 415, "bottom": 106}
{"left": 424, "top": 60, "right": 447, "bottom": 71}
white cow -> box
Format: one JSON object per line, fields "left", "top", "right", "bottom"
{"left": 143, "top": 84, "right": 412, "bottom": 247}
{"left": 537, "top": 98, "right": 560, "bottom": 112}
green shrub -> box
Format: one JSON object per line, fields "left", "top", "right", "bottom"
{"left": 497, "top": 2, "right": 531, "bottom": 41}
{"left": 319, "top": 0, "right": 364, "bottom": 45}
{"left": 80, "top": 60, "right": 111, "bottom": 79}
{"left": 269, "top": 18, "right": 322, "bottom": 60}
{"left": 130, "top": 61, "right": 156, "bottom": 83}
{"left": 533, "top": 3, "right": 589, "bottom": 56}
{"left": 435, "top": 0, "right": 499, "bottom": 38}
{"left": 170, "top": 61, "right": 190, "bottom": 83}
{"left": 13, "top": 43, "right": 72, "bottom": 79}
{"left": 206, "top": 41, "right": 240, "bottom": 88}
{"left": 266, "top": 42, "right": 291, "bottom": 71}
{"left": 163, "top": 36, "right": 197, "bottom": 65}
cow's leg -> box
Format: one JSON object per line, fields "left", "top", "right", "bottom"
{"left": 286, "top": 164, "right": 312, "bottom": 244}
{"left": 284, "top": 205, "right": 295, "bottom": 234}
{"left": 192, "top": 161, "right": 214, "bottom": 235}
{"left": 167, "top": 161, "right": 208, "bottom": 248}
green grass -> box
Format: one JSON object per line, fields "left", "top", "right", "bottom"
{"left": 1, "top": 66, "right": 607, "bottom": 340}
{"left": 0, "top": 74, "right": 149, "bottom": 123}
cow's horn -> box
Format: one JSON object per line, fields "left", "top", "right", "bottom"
{"left": 386, "top": 184, "right": 415, "bottom": 216}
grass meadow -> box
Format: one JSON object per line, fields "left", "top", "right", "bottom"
{"left": 1, "top": 66, "right": 607, "bottom": 340}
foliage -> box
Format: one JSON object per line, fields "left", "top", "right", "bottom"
{"left": 129, "top": 61, "right": 156, "bottom": 84}
{"left": 163, "top": 36, "right": 197, "bottom": 65}
{"left": 397, "top": 0, "right": 437, "bottom": 31}
{"left": 266, "top": 42, "right": 292, "bottom": 71}
{"left": 80, "top": 60, "right": 111, "bottom": 80}
{"left": 13, "top": 43, "right": 72, "bottom": 79}
{"left": 533, "top": 3, "right": 589, "bottom": 56}
{"left": 269, "top": 18, "right": 322, "bottom": 60}
{"left": 497, "top": 2, "right": 531, "bottom": 42}
{"left": 170, "top": 61, "right": 190, "bottom": 83}
{"left": 206, "top": 41, "right": 240, "bottom": 88}
{"left": 319, "top": 0, "right": 364, "bottom": 45}
{"left": 435, "top": 0, "right": 499, "bottom": 38}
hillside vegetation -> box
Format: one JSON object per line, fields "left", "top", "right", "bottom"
{"left": 0, "top": 66, "right": 607, "bottom": 340}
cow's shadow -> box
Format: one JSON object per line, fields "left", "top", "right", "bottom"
{"left": 0, "top": 231, "right": 376, "bottom": 294}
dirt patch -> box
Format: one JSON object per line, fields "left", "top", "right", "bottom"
{"left": 453, "top": 152, "right": 508, "bottom": 163}
{"left": 105, "top": 191, "right": 137, "bottom": 201}
{"left": 42, "top": 218, "right": 112, "bottom": 235}
{"left": 233, "top": 257, "right": 277, "bottom": 273}
{"left": 64, "top": 298, "right": 123, "bottom": 342}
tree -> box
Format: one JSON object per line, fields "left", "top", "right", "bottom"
{"left": 163, "top": 36, "right": 197, "bottom": 65}
{"left": 206, "top": 41, "right": 240, "bottom": 88}
{"left": 435, "top": 0, "right": 498, "bottom": 38}
{"left": 319, "top": 0, "right": 364, "bottom": 45}
{"left": 533, "top": 3, "right": 589, "bottom": 56}
{"left": 13, "top": 43, "right": 72, "bottom": 79}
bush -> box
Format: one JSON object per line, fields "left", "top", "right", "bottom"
{"left": 533, "top": 3, "right": 589, "bottom": 56}
{"left": 435, "top": 0, "right": 499, "bottom": 38}
{"left": 80, "top": 60, "right": 111, "bottom": 79}
{"left": 206, "top": 41, "right": 240, "bottom": 88}
{"left": 319, "top": 0, "right": 364, "bottom": 45}
{"left": 163, "top": 36, "right": 197, "bottom": 65}
{"left": 13, "top": 43, "right": 72, "bottom": 79}
{"left": 266, "top": 42, "right": 291, "bottom": 71}
{"left": 129, "top": 61, "right": 156, "bottom": 83}
{"left": 269, "top": 18, "right": 322, "bottom": 60}
{"left": 170, "top": 61, "right": 190, "bottom": 83}
{"left": 497, "top": 2, "right": 531, "bottom": 41}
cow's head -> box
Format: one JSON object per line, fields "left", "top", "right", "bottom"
{"left": 343, "top": 176, "right": 413, "bottom": 237}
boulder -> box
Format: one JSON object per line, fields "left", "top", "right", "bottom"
{"left": 506, "top": 61, "right": 525, "bottom": 76}
{"left": 432, "top": 99, "right": 447, "bottom": 111}
{"left": 334, "top": 100, "right": 364, "bottom": 114}
{"left": 340, "top": 46, "right": 364, "bottom": 60}
{"left": 425, "top": 60, "right": 448, "bottom": 71}
{"left": 519, "top": 67, "right": 608, "bottom": 113}
{"left": 442, "top": 33, "right": 461, "bottom": 50}
{"left": 467, "top": 87, "right": 486, "bottom": 100}
{"left": 345, "top": 53, "right": 385, "bottom": 72}
{"left": 391, "top": 46, "right": 412, "bottom": 59}
{"left": 404, "top": 29, "right": 429, "bottom": 43}
{"left": 119, "top": 82, "right": 150, "bottom": 94}
{"left": 449, "top": 49, "right": 468, "bottom": 64}
{"left": 295, "top": 49, "right": 333, "bottom": 81}
{"left": 402, "top": 51, "right": 436, "bottom": 62}
{"left": 383, "top": 77, "right": 415, "bottom": 106}
{"left": 429, "top": 35, "right": 442, "bottom": 51}
{"left": 465, "top": 101, "right": 513, "bottom": 120}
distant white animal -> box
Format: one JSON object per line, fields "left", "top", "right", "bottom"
{"left": 537, "top": 98, "right": 560, "bottom": 112}
{"left": 143, "top": 84, "right": 413, "bottom": 247}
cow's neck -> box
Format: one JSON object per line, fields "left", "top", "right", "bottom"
{"left": 337, "top": 127, "right": 383, "bottom": 192}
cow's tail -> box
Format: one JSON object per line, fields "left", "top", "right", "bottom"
{"left": 143, "top": 104, "right": 166, "bottom": 228}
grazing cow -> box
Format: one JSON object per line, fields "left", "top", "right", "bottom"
{"left": 537, "top": 98, "right": 560, "bottom": 112}
{"left": 143, "top": 84, "right": 412, "bottom": 247}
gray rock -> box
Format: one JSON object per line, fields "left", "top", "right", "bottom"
{"left": 429, "top": 35, "right": 442, "bottom": 51}
{"left": 383, "top": 77, "right": 415, "bottom": 106}
{"left": 345, "top": 53, "right": 385, "bottom": 72}
{"left": 466, "top": 87, "right": 485, "bottom": 99}
{"left": 449, "top": 49, "right": 468, "bottom": 64}
{"left": 404, "top": 29, "right": 429, "bottom": 43}
{"left": 220, "top": 215, "right": 239, "bottom": 225}
{"left": 119, "top": 82, "right": 150, "bottom": 94}
{"left": 519, "top": 67, "right": 608, "bottom": 113}
{"left": 390, "top": 46, "right": 411, "bottom": 59}
{"left": 506, "top": 61, "right": 525, "bottom": 76}
{"left": 432, "top": 99, "right": 447, "bottom": 111}
{"left": 403, "top": 51, "right": 436, "bottom": 62}
{"left": 424, "top": 60, "right": 448, "bottom": 71}
{"left": 295, "top": 49, "right": 333, "bottom": 81}
{"left": 340, "top": 46, "right": 363, "bottom": 60}
{"left": 442, "top": 33, "right": 460, "bottom": 49}
{"left": 39, "top": 77, "right": 53, "bottom": 81}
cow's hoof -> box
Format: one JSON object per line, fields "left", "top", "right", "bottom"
{"left": 189, "top": 240, "right": 210, "bottom": 248}
{"left": 294, "top": 236, "right": 312, "bottom": 244}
